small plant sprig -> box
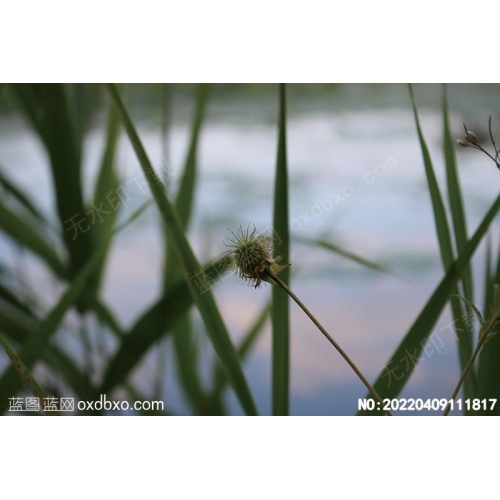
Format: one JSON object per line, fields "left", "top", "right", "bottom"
{"left": 457, "top": 116, "right": 500, "bottom": 170}
{"left": 443, "top": 285, "right": 500, "bottom": 416}
{"left": 225, "top": 224, "right": 392, "bottom": 416}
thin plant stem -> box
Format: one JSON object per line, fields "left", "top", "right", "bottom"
{"left": 443, "top": 312, "right": 500, "bottom": 416}
{"left": 264, "top": 268, "right": 392, "bottom": 416}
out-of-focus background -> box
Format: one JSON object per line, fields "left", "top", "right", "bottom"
{"left": 1, "top": 83, "right": 499, "bottom": 415}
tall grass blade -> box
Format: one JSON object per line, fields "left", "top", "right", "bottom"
{"left": 0, "top": 300, "right": 37, "bottom": 343}
{"left": 105, "top": 83, "right": 258, "bottom": 415}
{"left": 409, "top": 84, "right": 475, "bottom": 402}
{"left": 442, "top": 84, "right": 473, "bottom": 302}
{"left": 91, "top": 299, "right": 124, "bottom": 340}
{"left": 0, "top": 302, "right": 94, "bottom": 402}
{"left": 272, "top": 83, "right": 290, "bottom": 416}
{"left": 409, "top": 84, "right": 454, "bottom": 269}
{"left": 0, "top": 245, "right": 106, "bottom": 413}
{"left": 442, "top": 86, "right": 477, "bottom": 404}
{"left": 16, "top": 84, "right": 92, "bottom": 279}
{"left": 87, "top": 92, "right": 122, "bottom": 296}
{"left": 174, "top": 83, "right": 210, "bottom": 227}
{"left": 69, "top": 83, "right": 99, "bottom": 146}
{"left": 358, "top": 193, "right": 500, "bottom": 414}
{"left": 477, "top": 242, "right": 500, "bottom": 413}
{"left": 166, "top": 84, "right": 211, "bottom": 414}
{"left": 12, "top": 84, "right": 47, "bottom": 141}
{"left": 0, "top": 282, "right": 36, "bottom": 318}
{"left": 0, "top": 199, "right": 67, "bottom": 279}
{"left": 483, "top": 235, "right": 493, "bottom": 314}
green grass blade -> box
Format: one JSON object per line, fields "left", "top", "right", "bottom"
{"left": 0, "top": 282, "right": 35, "bottom": 318}
{"left": 113, "top": 199, "right": 154, "bottom": 233}
{"left": 0, "top": 299, "right": 94, "bottom": 401}
{"left": 69, "top": 84, "right": 99, "bottom": 146}
{"left": 409, "top": 84, "right": 475, "bottom": 401}
{"left": 92, "top": 90, "right": 121, "bottom": 208}
{"left": 174, "top": 83, "right": 211, "bottom": 227}
{"left": 36, "top": 85, "right": 92, "bottom": 278}
{"left": 87, "top": 92, "right": 122, "bottom": 296}
{"left": 172, "top": 315, "right": 205, "bottom": 413}
{"left": 0, "top": 333, "right": 59, "bottom": 415}
{"left": 166, "top": 84, "right": 211, "bottom": 414}
{"left": 92, "top": 196, "right": 173, "bottom": 394}
{"left": 483, "top": 234, "right": 493, "bottom": 314}
{"left": 358, "top": 193, "right": 500, "bottom": 414}
{"left": 98, "top": 295, "right": 176, "bottom": 395}
{"left": 13, "top": 83, "right": 93, "bottom": 300}
{"left": 0, "top": 166, "right": 47, "bottom": 225}
{"left": 212, "top": 302, "right": 271, "bottom": 400}
{"left": 295, "top": 236, "right": 392, "bottom": 274}
{"left": 0, "top": 245, "right": 105, "bottom": 413}
{"left": 0, "top": 300, "right": 38, "bottom": 341}
{"left": 91, "top": 299, "right": 124, "bottom": 339}
{"left": 477, "top": 241, "right": 500, "bottom": 413}
{"left": 272, "top": 83, "right": 290, "bottom": 416}
{"left": 0, "top": 199, "right": 67, "bottom": 279}
{"left": 104, "top": 84, "right": 259, "bottom": 414}
{"left": 442, "top": 84, "right": 473, "bottom": 302}
{"left": 98, "top": 257, "right": 230, "bottom": 395}
{"left": 409, "top": 84, "right": 455, "bottom": 269}
{"left": 12, "top": 84, "right": 48, "bottom": 142}
{"left": 161, "top": 84, "right": 171, "bottom": 165}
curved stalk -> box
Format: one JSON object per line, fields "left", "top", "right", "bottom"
{"left": 264, "top": 268, "right": 392, "bottom": 416}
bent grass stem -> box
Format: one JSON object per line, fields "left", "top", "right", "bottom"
{"left": 264, "top": 268, "right": 392, "bottom": 416}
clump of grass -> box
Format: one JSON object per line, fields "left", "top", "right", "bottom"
{"left": 225, "top": 225, "right": 392, "bottom": 416}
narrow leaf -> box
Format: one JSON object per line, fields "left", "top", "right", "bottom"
{"left": 166, "top": 84, "right": 211, "bottom": 413}
{"left": 106, "top": 83, "right": 258, "bottom": 415}
{"left": 272, "top": 83, "right": 290, "bottom": 416}
{"left": 0, "top": 199, "right": 67, "bottom": 279}
{"left": 0, "top": 245, "right": 105, "bottom": 413}
{"left": 409, "top": 84, "right": 475, "bottom": 401}
{"left": 295, "top": 236, "right": 391, "bottom": 274}
{"left": 442, "top": 84, "right": 473, "bottom": 301}
{"left": 477, "top": 243, "right": 500, "bottom": 413}
{"left": 0, "top": 166, "right": 47, "bottom": 225}
{"left": 409, "top": 84, "right": 455, "bottom": 269}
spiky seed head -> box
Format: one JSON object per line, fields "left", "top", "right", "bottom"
{"left": 225, "top": 224, "right": 273, "bottom": 288}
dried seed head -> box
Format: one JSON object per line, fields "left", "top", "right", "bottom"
{"left": 225, "top": 224, "right": 273, "bottom": 288}
{"left": 457, "top": 139, "right": 469, "bottom": 147}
